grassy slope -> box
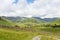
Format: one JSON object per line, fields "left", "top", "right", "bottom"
{"left": 0, "top": 17, "right": 15, "bottom": 26}
{"left": 0, "top": 28, "right": 39, "bottom": 40}
{"left": 51, "top": 18, "right": 60, "bottom": 24}
{"left": 0, "top": 28, "right": 60, "bottom": 40}
{"left": 0, "top": 17, "right": 60, "bottom": 40}
{"left": 18, "top": 18, "right": 46, "bottom": 23}
{"left": 17, "top": 18, "right": 46, "bottom": 27}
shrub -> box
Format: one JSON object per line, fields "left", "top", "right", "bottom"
{"left": 51, "top": 24, "right": 60, "bottom": 28}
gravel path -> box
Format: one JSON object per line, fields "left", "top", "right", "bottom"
{"left": 48, "top": 36, "right": 60, "bottom": 40}
{"left": 32, "top": 35, "right": 41, "bottom": 40}
{"left": 32, "top": 35, "right": 60, "bottom": 40}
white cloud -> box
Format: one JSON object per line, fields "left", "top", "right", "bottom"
{"left": 0, "top": 0, "right": 60, "bottom": 18}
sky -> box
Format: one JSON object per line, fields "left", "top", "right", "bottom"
{"left": 0, "top": 0, "right": 60, "bottom": 18}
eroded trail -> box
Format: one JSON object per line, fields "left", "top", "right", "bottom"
{"left": 32, "top": 35, "right": 41, "bottom": 40}
{"left": 48, "top": 36, "right": 60, "bottom": 40}
{"left": 32, "top": 35, "right": 60, "bottom": 40}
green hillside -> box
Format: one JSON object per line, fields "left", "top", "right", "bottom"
{"left": 4, "top": 17, "right": 46, "bottom": 23}
{"left": 3, "top": 17, "right": 21, "bottom": 23}
{"left": 18, "top": 17, "right": 46, "bottom": 23}
{"left": 0, "top": 17, "right": 60, "bottom": 40}
{"left": 0, "top": 28, "right": 38, "bottom": 40}
{"left": 51, "top": 18, "right": 60, "bottom": 24}
{"left": 0, "top": 17, "right": 15, "bottom": 26}
{"left": 0, "top": 27, "right": 59, "bottom": 40}
{"left": 16, "top": 17, "right": 46, "bottom": 27}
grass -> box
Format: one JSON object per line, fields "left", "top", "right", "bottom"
{"left": 0, "top": 27, "right": 60, "bottom": 40}
{"left": 41, "top": 36, "right": 55, "bottom": 40}
{"left": 0, "top": 20, "right": 14, "bottom": 26}
{"left": 0, "top": 17, "right": 15, "bottom": 26}
{"left": 0, "top": 28, "right": 40, "bottom": 40}
{"left": 40, "top": 28, "right": 60, "bottom": 33}
{"left": 0, "top": 22, "right": 60, "bottom": 40}
{"left": 0, "top": 17, "right": 60, "bottom": 40}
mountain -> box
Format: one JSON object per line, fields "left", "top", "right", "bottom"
{"left": 18, "top": 17, "right": 46, "bottom": 23}
{"left": 52, "top": 18, "right": 60, "bottom": 24}
{"left": 3, "top": 16, "right": 21, "bottom": 22}
{"left": 0, "top": 17, "right": 15, "bottom": 26}
{"left": 1, "top": 16, "right": 58, "bottom": 22}
{"left": 42, "top": 18, "right": 57, "bottom": 22}
{"left": 4, "top": 17, "right": 46, "bottom": 23}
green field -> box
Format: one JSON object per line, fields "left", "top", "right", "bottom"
{"left": 0, "top": 17, "right": 60, "bottom": 40}
{"left": 0, "top": 28, "right": 39, "bottom": 40}
{"left": 0, "top": 17, "right": 15, "bottom": 26}
{"left": 0, "top": 27, "right": 60, "bottom": 40}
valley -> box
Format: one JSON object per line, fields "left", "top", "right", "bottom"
{"left": 0, "top": 16, "right": 60, "bottom": 40}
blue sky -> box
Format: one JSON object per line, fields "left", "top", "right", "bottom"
{"left": 27, "top": 0, "right": 35, "bottom": 4}
{"left": 0, "top": 0, "right": 60, "bottom": 18}
{"left": 13, "top": 0, "right": 19, "bottom": 4}
{"left": 13, "top": 0, "right": 35, "bottom": 4}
